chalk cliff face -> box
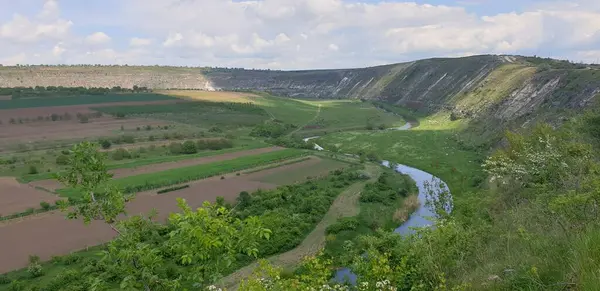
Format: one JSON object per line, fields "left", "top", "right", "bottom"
{"left": 1, "top": 55, "right": 599, "bottom": 129}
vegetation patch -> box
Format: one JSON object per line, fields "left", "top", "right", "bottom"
{"left": 0, "top": 93, "right": 176, "bottom": 109}
{"left": 56, "top": 149, "right": 307, "bottom": 198}
{"left": 156, "top": 185, "right": 190, "bottom": 194}
{"left": 242, "top": 157, "right": 312, "bottom": 174}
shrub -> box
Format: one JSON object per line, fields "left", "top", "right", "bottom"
{"left": 122, "top": 135, "right": 135, "bottom": 144}
{"left": 326, "top": 217, "right": 359, "bottom": 234}
{"left": 209, "top": 126, "right": 223, "bottom": 133}
{"left": 115, "top": 112, "right": 126, "bottom": 118}
{"left": 145, "top": 125, "right": 152, "bottom": 131}
{"left": 62, "top": 254, "right": 81, "bottom": 265}
{"left": 168, "top": 142, "right": 183, "bottom": 155}
{"left": 136, "top": 127, "right": 141, "bottom": 131}
{"left": 99, "top": 139, "right": 111, "bottom": 149}
{"left": 55, "top": 154, "right": 69, "bottom": 165}
{"left": 182, "top": 140, "right": 197, "bottom": 154}
{"left": 7, "top": 280, "right": 24, "bottom": 291}
{"left": 112, "top": 148, "right": 132, "bottom": 161}
{"left": 28, "top": 165, "right": 38, "bottom": 175}
{"left": 221, "top": 176, "right": 225, "bottom": 180}
{"left": 148, "top": 135, "right": 155, "bottom": 141}
{"left": 157, "top": 185, "right": 190, "bottom": 194}
{"left": 78, "top": 115, "right": 89, "bottom": 123}
{"left": 27, "top": 255, "right": 43, "bottom": 278}
{"left": 40, "top": 201, "right": 51, "bottom": 210}
{"left": 0, "top": 275, "right": 10, "bottom": 285}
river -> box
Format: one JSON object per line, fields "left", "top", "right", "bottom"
{"left": 303, "top": 122, "right": 452, "bottom": 284}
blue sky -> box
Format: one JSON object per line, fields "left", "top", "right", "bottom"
{"left": 0, "top": 0, "right": 599, "bottom": 69}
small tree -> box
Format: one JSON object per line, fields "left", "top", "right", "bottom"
{"left": 182, "top": 140, "right": 197, "bottom": 154}
{"left": 28, "top": 165, "right": 38, "bottom": 175}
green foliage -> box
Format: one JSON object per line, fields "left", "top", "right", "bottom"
{"left": 55, "top": 141, "right": 132, "bottom": 225}
{"left": 196, "top": 138, "right": 234, "bottom": 150}
{"left": 99, "top": 139, "right": 111, "bottom": 149}
{"left": 55, "top": 154, "right": 69, "bottom": 165}
{"left": 326, "top": 217, "right": 360, "bottom": 234}
{"left": 250, "top": 120, "right": 297, "bottom": 138}
{"left": 39, "top": 201, "right": 51, "bottom": 210}
{"left": 26, "top": 256, "right": 43, "bottom": 278}
{"left": 182, "top": 140, "right": 197, "bottom": 154}
{"left": 235, "top": 169, "right": 362, "bottom": 258}
{"left": 157, "top": 185, "right": 190, "bottom": 194}
{"left": 168, "top": 199, "right": 271, "bottom": 286}
{"left": 27, "top": 165, "right": 38, "bottom": 175}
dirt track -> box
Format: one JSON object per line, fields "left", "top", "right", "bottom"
{"left": 0, "top": 155, "right": 318, "bottom": 274}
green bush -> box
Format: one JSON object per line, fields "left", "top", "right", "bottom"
{"left": 111, "top": 148, "right": 132, "bottom": 161}
{"left": 28, "top": 165, "right": 38, "bottom": 175}
{"left": 326, "top": 217, "right": 360, "bottom": 234}
{"left": 0, "top": 275, "right": 10, "bottom": 285}
{"left": 40, "top": 201, "right": 51, "bottom": 210}
{"left": 182, "top": 140, "right": 197, "bottom": 154}
{"left": 157, "top": 185, "right": 190, "bottom": 194}
{"left": 168, "top": 142, "right": 183, "bottom": 155}
{"left": 7, "top": 280, "right": 24, "bottom": 291}
{"left": 99, "top": 139, "right": 111, "bottom": 149}
{"left": 55, "top": 154, "right": 69, "bottom": 165}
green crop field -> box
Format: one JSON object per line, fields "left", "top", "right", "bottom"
{"left": 297, "top": 99, "right": 405, "bottom": 133}
{"left": 0, "top": 94, "right": 178, "bottom": 109}
{"left": 93, "top": 101, "right": 269, "bottom": 128}
{"left": 57, "top": 148, "right": 307, "bottom": 199}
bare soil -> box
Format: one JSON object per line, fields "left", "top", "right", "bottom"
{"left": 0, "top": 156, "right": 329, "bottom": 273}
{"left": 0, "top": 178, "right": 59, "bottom": 216}
{"left": 29, "top": 147, "right": 284, "bottom": 191}
{"left": 0, "top": 117, "right": 170, "bottom": 149}
{"left": 0, "top": 100, "right": 180, "bottom": 122}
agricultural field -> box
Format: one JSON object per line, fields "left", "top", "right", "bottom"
{"left": 0, "top": 89, "right": 415, "bottom": 288}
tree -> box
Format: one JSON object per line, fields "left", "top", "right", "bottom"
{"left": 167, "top": 199, "right": 271, "bottom": 286}
{"left": 55, "top": 141, "right": 131, "bottom": 226}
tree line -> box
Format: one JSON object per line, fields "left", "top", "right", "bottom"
{"left": 0, "top": 86, "right": 151, "bottom": 98}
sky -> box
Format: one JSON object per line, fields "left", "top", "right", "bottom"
{"left": 0, "top": 0, "right": 599, "bottom": 69}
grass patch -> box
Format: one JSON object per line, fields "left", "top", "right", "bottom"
{"left": 256, "top": 158, "right": 351, "bottom": 185}
{"left": 93, "top": 100, "right": 268, "bottom": 128}
{"left": 0, "top": 93, "right": 176, "bottom": 109}
{"left": 156, "top": 185, "right": 190, "bottom": 194}
{"left": 57, "top": 149, "right": 307, "bottom": 199}
{"left": 318, "top": 127, "right": 483, "bottom": 195}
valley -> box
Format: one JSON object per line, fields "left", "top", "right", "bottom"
{"left": 0, "top": 55, "right": 599, "bottom": 290}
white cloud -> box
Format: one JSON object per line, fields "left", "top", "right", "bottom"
{"left": 130, "top": 37, "right": 153, "bottom": 46}
{"left": 1, "top": 0, "right": 600, "bottom": 69}
{"left": 85, "top": 32, "right": 111, "bottom": 45}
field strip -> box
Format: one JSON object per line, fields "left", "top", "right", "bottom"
{"left": 27, "top": 146, "right": 281, "bottom": 190}
{"left": 242, "top": 156, "right": 312, "bottom": 174}
{"left": 56, "top": 148, "right": 306, "bottom": 197}
{"left": 218, "top": 164, "right": 383, "bottom": 289}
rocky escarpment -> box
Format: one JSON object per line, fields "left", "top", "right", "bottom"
{"left": 0, "top": 66, "right": 211, "bottom": 90}
{"left": 1, "top": 55, "right": 599, "bottom": 131}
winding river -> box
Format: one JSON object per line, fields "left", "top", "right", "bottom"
{"left": 303, "top": 122, "right": 452, "bottom": 284}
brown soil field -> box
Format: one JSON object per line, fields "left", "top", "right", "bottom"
{"left": 29, "top": 147, "right": 283, "bottom": 191}
{"left": 0, "top": 117, "right": 171, "bottom": 151}
{"left": 0, "top": 178, "right": 59, "bottom": 216}
{"left": 0, "top": 100, "right": 181, "bottom": 122}
{"left": 0, "top": 156, "right": 329, "bottom": 273}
